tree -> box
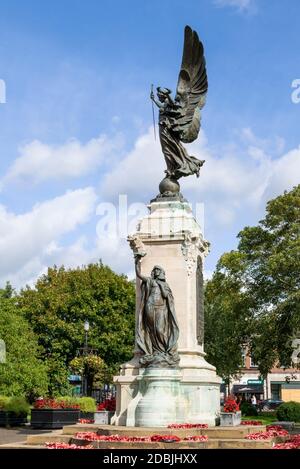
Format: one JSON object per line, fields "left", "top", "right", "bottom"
{"left": 19, "top": 262, "right": 135, "bottom": 393}
{"left": 205, "top": 185, "right": 300, "bottom": 378}
{"left": 204, "top": 267, "right": 253, "bottom": 384}
{"left": 70, "top": 354, "right": 107, "bottom": 396}
{"left": 0, "top": 286, "right": 49, "bottom": 400}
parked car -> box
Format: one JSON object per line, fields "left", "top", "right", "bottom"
{"left": 258, "top": 399, "right": 284, "bottom": 411}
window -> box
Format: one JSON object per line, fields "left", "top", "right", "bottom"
{"left": 271, "top": 383, "right": 281, "bottom": 400}
{"left": 241, "top": 348, "right": 246, "bottom": 367}
{"left": 250, "top": 356, "right": 258, "bottom": 368}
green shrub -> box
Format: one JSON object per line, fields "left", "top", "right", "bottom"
{"left": 55, "top": 396, "right": 80, "bottom": 408}
{"left": 240, "top": 401, "right": 258, "bottom": 416}
{"left": 276, "top": 401, "right": 300, "bottom": 422}
{"left": 79, "top": 397, "right": 96, "bottom": 413}
{"left": 0, "top": 396, "right": 10, "bottom": 410}
{"left": 4, "top": 397, "right": 30, "bottom": 415}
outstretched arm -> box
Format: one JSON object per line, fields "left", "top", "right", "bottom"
{"left": 150, "top": 91, "right": 164, "bottom": 109}
{"left": 135, "top": 255, "right": 147, "bottom": 282}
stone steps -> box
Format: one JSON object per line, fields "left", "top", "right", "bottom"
{"left": 62, "top": 423, "right": 267, "bottom": 439}
{"left": 0, "top": 424, "right": 278, "bottom": 450}
{"left": 71, "top": 437, "right": 273, "bottom": 450}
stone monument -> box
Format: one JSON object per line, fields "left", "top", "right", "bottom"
{"left": 112, "top": 25, "right": 221, "bottom": 427}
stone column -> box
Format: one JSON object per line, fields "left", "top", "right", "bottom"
{"left": 112, "top": 199, "right": 221, "bottom": 426}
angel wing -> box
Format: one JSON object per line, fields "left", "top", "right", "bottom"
{"left": 173, "top": 26, "right": 208, "bottom": 144}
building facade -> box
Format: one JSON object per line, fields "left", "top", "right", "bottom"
{"left": 230, "top": 353, "right": 300, "bottom": 403}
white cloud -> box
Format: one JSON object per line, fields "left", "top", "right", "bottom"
{"left": 100, "top": 128, "right": 164, "bottom": 200}
{"left": 100, "top": 127, "right": 300, "bottom": 231}
{"left": 214, "top": 0, "right": 254, "bottom": 12}
{"left": 1, "top": 135, "right": 122, "bottom": 186}
{"left": 1, "top": 127, "right": 299, "bottom": 289}
{"left": 0, "top": 187, "right": 97, "bottom": 287}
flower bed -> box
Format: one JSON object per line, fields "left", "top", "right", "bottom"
{"left": 223, "top": 396, "right": 240, "bottom": 413}
{"left": 31, "top": 399, "right": 80, "bottom": 429}
{"left": 97, "top": 397, "right": 116, "bottom": 412}
{"left": 33, "top": 398, "right": 80, "bottom": 410}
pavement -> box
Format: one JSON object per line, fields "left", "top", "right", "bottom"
{"left": 0, "top": 426, "right": 50, "bottom": 444}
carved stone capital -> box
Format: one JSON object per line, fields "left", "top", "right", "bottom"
{"left": 181, "top": 231, "right": 210, "bottom": 276}
{"left": 127, "top": 235, "right": 147, "bottom": 258}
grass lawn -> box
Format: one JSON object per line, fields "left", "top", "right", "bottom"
{"left": 242, "top": 412, "right": 277, "bottom": 425}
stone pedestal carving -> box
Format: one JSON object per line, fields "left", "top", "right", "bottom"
{"left": 112, "top": 199, "right": 221, "bottom": 427}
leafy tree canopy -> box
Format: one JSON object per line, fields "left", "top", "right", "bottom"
{"left": 205, "top": 185, "right": 300, "bottom": 378}
{"left": 19, "top": 262, "right": 136, "bottom": 391}
{"left": 0, "top": 284, "right": 49, "bottom": 400}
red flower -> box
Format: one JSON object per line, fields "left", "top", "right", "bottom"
{"left": 45, "top": 442, "right": 93, "bottom": 449}
{"left": 245, "top": 429, "right": 289, "bottom": 440}
{"left": 183, "top": 435, "right": 208, "bottom": 441}
{"left": 75, "top": 432, "right": 151, "bottom": 442}
{"left": 97, "top": 397, "right": 116, "bottom": 412}
{"left": 150, "top": 435, "right": 181, "bottom": 443}
{"left": 167, "top": 423, "right": 208, "bottom": 429}
{"left": 78, "top": 418, "right": 94, "bottom": 424}
{"left": 223, "top": 395, "right": 240, "bottom": 413}
{"left": 34, "top": 398, "right": 80, "bottom": 410}
{"left": 273, "top": 435, "right": 300, "bottom": 450}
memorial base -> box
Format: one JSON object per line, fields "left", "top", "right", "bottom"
{"left": 111, "top": 198, "right": 221, "bottom": 427}
{"left": 112, "top": 355, "right": 221, "bottom": 427}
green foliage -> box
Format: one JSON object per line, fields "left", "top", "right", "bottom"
{"left": 70, "top": 354, "right": 106, "bottom": 393}
{"left": 204, "top": 267, "right": 252, "bottom": 381}
{"left": 45, "top": 355, "right": 73, "bottom": 397}
{"left": 78, "top": 397, "right": 96, "bottom": 413}
{"left": 5, "top": 397, "right": 30, "bottom": 415}
{"left": 54, "top": 396, "right": 96, "bottom": 412}
{"left": 276, "top": 401, "right": 300, "bottom": 422}
{"left": 240, "top": 401, "right": 258, "bottom": 416}
{"left": 0, "top": 396, "right": 10, "bottom": 410}
{"left": 18, "top": 262, "right": 135, "bottom": 395}
{"left": 205, "top": 185, "right": 300, "bottom": 377}
{"left": 55, "top": 396, "right": 80, "bottom": 407}
{"left": 0, "top": 290, "right": 49, "bottom": 400}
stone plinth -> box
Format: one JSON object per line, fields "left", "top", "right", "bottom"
{"left": 135, "top": 368, "right": 185, "bottom": 427}
{"left": 112, "top": 199, "right": 221, "bottom": 426}
{"left": 220, "top": 411, "right": 242, "bottom": 426}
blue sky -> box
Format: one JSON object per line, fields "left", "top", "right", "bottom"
{"left": 0, "top": 0, "right": 299, "bottom": 287}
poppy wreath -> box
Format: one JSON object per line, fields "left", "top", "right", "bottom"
{"left": 167, "top": 423, "right": 208, "bottom": 429}
{"left": 245, "top": 429, "right": 289, "bottom": 440}
{"left": 45, "top": 442, "right": 93, "bottom": 449}
{"left": 273, "top": 436, "right": 300, "bottom": 450}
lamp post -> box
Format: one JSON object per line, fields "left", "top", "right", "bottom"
{"left": 82, "top": 320, "right": 90, "bottom": 396}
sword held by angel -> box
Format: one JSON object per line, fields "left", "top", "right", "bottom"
{"left": 150, "top": 25, "right": 207, "bottom": 197}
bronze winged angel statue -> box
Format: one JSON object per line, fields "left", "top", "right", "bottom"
{"left": 151, "top": 25, "right": 207, "bottom": 199}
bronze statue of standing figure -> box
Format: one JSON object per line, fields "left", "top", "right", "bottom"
{"left": 135, "top": 255, "right": 179, "bottom": 368}
{"left": 150, "top": 25, "right": 207, "bottom": 199}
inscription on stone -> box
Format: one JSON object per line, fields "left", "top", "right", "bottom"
{"left": 196, "top": 255, "right": 204, "bottom": 345}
